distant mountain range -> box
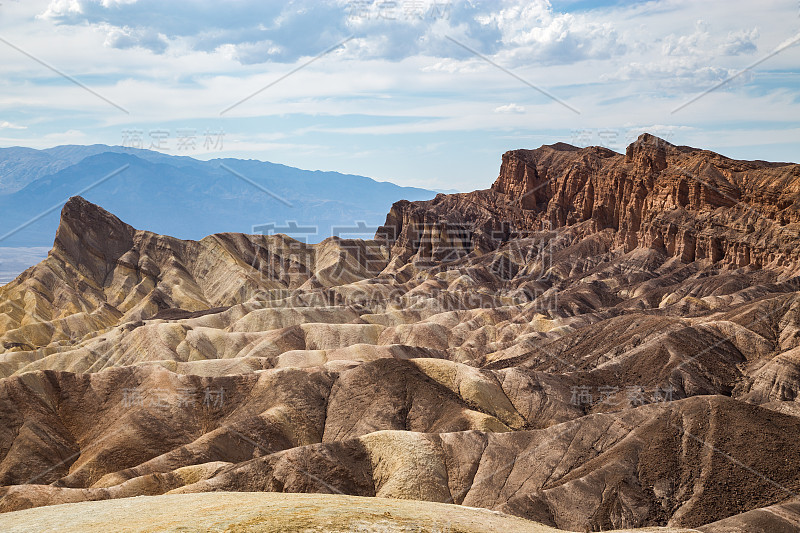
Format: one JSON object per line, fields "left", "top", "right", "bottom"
{"left": 0, "top": 145, "right": 441, "bottom": 248}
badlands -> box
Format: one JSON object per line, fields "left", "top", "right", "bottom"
{"left": 1, "top": 134, "right": 799, "bottom": 531}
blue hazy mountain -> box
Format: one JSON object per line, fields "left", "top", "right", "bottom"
{"left": 0, "top": 146, "right": 440, "bottom": 247}
{"left": 0, "top": 145, "right": 213, "bottom": 196}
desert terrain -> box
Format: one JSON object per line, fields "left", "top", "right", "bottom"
{"left": 1, "top": 134, "right": 799, "bottom": 531}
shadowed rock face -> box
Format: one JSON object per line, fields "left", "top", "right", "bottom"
{"left": 381, "top": 133, "right": 800, "bottom": 273}
{"left": 0, "top": 135, "right": 799, "bottom": 532}
{"left": 698, "top": 497, "right": 800, "bottom": 532}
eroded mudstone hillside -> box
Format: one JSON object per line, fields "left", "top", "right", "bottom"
{"left": 1, "top": 135, "right": 799, "bottom": 532}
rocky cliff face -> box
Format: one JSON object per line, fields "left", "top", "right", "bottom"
{"left": 490, "top": 133, "right": 800, "bottom": 271}
{"left": 0, "top": 197, "right": 390, "bottom": 353}
{"left": 379, "top": 134, "right": 800, "bottom": 277}
{"left": 2, "top": 137, "right": 800, "bottom": 532}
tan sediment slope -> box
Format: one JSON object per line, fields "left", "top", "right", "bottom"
{"left": 0, "top": 492, "right": 700, "bottom": 533}
{"left": 2, "top": 135, "right": 800, "bottom": 531}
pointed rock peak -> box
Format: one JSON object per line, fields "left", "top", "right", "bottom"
{"left": 55, "top": 197, "right": 135, "bottom": 277}
{"left": 544, "top": 142, "right": 580, "bottom": 152}
{"left": 625, "top": 133, "right": 676, "bottom": 172}
{"left": 626, "top": 132, "right": 677, "bottom": 156}
{"left": 633, "top": 132, "right": 674, "bottom": 148}
{"left": 62, "top": 196, "right": 118, "bottom": 222}
{"left": 58, "top": 196, "right": 132, "bottom": 237}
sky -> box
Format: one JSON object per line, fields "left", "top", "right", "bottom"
{"left": 0, "top": 0, "right": 798, "bottom": 191}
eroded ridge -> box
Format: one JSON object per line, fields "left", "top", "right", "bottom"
{"left": 1, "top": 135, "right": 799, "bottom": 532}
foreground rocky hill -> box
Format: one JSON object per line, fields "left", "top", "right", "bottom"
{"left": 0, "top": 134, "right": 799, "bottom": 531}
{"left": 1, "top": 492, "right": 705, "bottom": 533}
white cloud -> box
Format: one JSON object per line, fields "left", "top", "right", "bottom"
{"left": 37, "top": 0, "right": 629, "bottom": 65}
{"left": 776, "top": 33, "right": 800, "bottom": 51}
{"left": 603, "top": 59, "right": 745, "bottom": 91}
{"left": 476, "top": 1, "right": 626, "bottom": 65}
{"left": 0, "top": 122, "right": 27, "bottom": 130}
{"left": 421, "top": 58, "right": 487, "bottom": 74}
{"left": 662, "top": 20, "right": 759, "bottom": 58}
{"left": 494, "top": 103, "right": 525, "bottom": 113}
{"left": 101, "top": 24, "right": 168, "bottom": 53}
{"left": 100, "top": 0, "right": 139, "bottom": 6}
{"left": 721, "top": 28, "right": 759, "bottom": 55}
{"left": 1, "top": 0, "right": 796, "bottom": 190}
{"left": 40, "top": 0, "right": 84, "bottom": 19}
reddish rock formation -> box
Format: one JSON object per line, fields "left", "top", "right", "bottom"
{"left": 1, "top": 136, "right": 800, "bottom": 532}
{"left": 380, "top": 134, "right": 800, "bottom": 277}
